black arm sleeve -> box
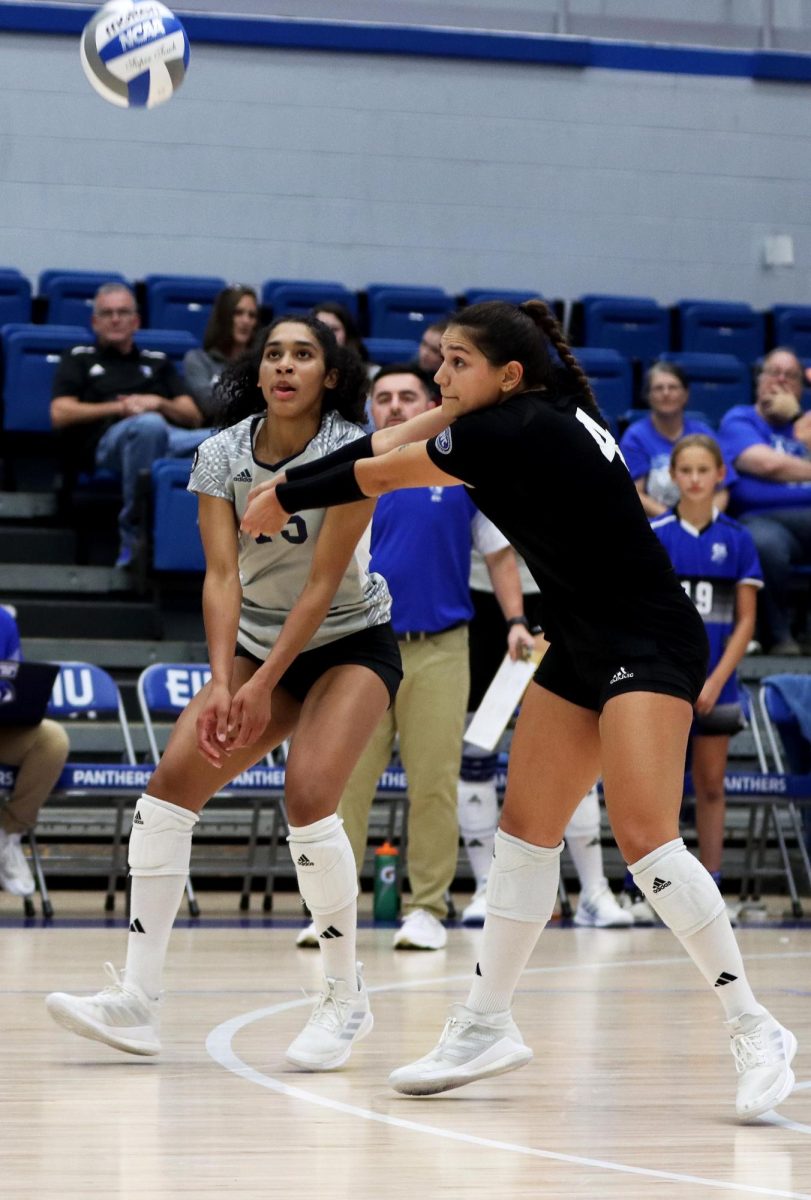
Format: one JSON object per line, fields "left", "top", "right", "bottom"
{"left": 284, "top": 432, "right": 375, "bottom": 483}
{"left": 276, "top": 460, "right": 368, "bottom": 514}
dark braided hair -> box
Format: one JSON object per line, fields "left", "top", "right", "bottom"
{"left": 217, "top": 314, "right": 369, "bottom": 429}
{"left": 452, "top": 299, "right": 602, "bottom": 422}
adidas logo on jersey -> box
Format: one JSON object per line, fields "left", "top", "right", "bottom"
{"left": 297, "top": 854, "right": 314, "bottom": 867}
{"left": 609, "top": 666, "right": 634, "bottom": 685}
{"left": 651, "top": 876, "right": 671, "bottom": 894}
{"left": 233, "top": 467, "right": 252, "bottom": 483}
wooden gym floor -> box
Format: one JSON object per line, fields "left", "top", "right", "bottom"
{"left": 2, "top": 889, "right": 810, "bottom": 1200}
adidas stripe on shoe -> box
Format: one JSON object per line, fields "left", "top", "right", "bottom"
{"left": 45, "top": 962, "right": 161, "bottom": 1056}
{"left": 286, "top": 963, "right": 373, "bottom": 1071}
{"left": 388, "top": 1004, "right": 532, "bottom": 1096}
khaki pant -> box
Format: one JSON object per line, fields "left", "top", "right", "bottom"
{"left": 338, "top": 624, "right": 469, "bottom": 919}
{"left": 0, "top": 720, "right": 70, "bottom": 834}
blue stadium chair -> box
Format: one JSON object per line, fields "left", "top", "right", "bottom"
{"left": 773, "top": 306, "right": 811, "bottom": 359}
{"left": 574, "top": 347, "right": 633, "bottom": 427}
{"left": 261, "top": 280, "right": 358, "bottom": 318}
{"left": 678, "top": 301, "right": 765, "bottom": 361}
{"left": 367, "top": 287, "right": 455, "bottom": 339}
{"left": 143, "top": 275, "right": 226, "bottom": 340}
{"left": 1, "top": 323, "right": 89, "bottom": 432}
{"left": 658, "top": 351, "right": 751, "bottom": 426}
{"left": 463, "top": 289, "right": 544, "bottom": 305}
{"left": 133, "top": 327, "right": 199, "bottom": 374}
{"left": 41, "top": 271, "right": 130, "bottom": 328}
{"left": 151, "top": 458, "right": 204, "bottom": 572}
{"left": 582, "top": 298, "right": 670, "bottom": 361}
{"left": 0, "top": 269, "right": 32, "bottom": 326}
{"left": 364, "top": 337, "right": 420, "bottom": 365}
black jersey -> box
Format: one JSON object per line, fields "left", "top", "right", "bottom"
{"left": 426, "top": 390, "right": 706, "bottom": 663}
{"left": 51, "top": 341, "right": 188, "bottom": 468}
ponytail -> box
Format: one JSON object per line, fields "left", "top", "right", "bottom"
{"left": 519, "top": 300, "right": 600, "bottom": 419}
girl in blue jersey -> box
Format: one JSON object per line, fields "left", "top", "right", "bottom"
{"left": 241, "top": 300, "right": 796, "bottom": 1122}
{"left": 651, "top": 434, "right": 762, "bottom": 896}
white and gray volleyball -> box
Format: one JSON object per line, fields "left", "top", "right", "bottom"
{"left": 80, "top": 1, "right": 190, "bottom": 108}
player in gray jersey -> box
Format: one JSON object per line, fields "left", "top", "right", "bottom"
{"left": 47, "top": 316, "right": 404, "bottom": 1073}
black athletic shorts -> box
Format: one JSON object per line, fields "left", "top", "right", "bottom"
{"left": 235, "top": 622, "right": 403, "bottom": 707}
{"left": 534, "top": 635, "right": 706, "bottom": 714}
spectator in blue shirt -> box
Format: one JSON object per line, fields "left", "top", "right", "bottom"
{"left": 718, "top": 348, "right": 811, "bottom": 654}
{"left": 0, "top": 607, "right": 69, "bottom": 897}
{"left": 621, "top": 362, "right": 734, "bottom": 518}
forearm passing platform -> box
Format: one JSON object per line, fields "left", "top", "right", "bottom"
{"left": 276, "top": 460, "right": 368, "bottom": 514}
{"left": 284, "top": 433, "right": 375, "bottom": 483}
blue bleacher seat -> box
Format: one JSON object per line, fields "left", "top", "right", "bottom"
{"left": 143, "top": 275, "right": 226, "bottom": 340}
{"left": 364, "top": 337, "right": 420, "bottom": 366}
{"left": 0, "top": 269, "right": 32, "bottom": 326}
{"left": 261, "top": 280, "right": 358, "bottom": 318}
{"left": 1, "top": 323, "right": 89, "bottom": 432}
{"left": 659, "top": 351, "right": 751, "bottom": 426}
{"left": 151, "top": 458, "right": 204, "bottom": 571}
{"left": 133, "top": 327, "right": 199, "bottom": 374}
{"left": 582, "top": 297, "right": 670, "bottom": 361}
{"left": 463, "top": 289, "right": 543, "bottom": 305}
{"left": 773, "top": 306, "right": 811, "bottom": 359}
{"left": 678, "top": 301, "right": 765, "bottom": 361}
{"left": 367, "top": 287, "right": 455, "bottom": 339}
{"left": 573, "top": 347, "right": 633, "bottom": 427}
{"left": 41, "top": 271, "right": 130, "bottom": 328}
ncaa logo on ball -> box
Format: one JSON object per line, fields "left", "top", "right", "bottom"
{"left": 80, "top": 2, "right": 190, "bottom": 109}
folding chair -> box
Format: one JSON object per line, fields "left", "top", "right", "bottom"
{"left": 137, "top": 663, "right": 289, "bottom": 912}
{"left": 737, "top": 677, "right": 811, "bottom": 916}
{"left": 35, "top": 662, "right": 139, "bottom": 913}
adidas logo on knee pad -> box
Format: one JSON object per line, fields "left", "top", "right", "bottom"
{"left": 297, "top": 854, "right": 314, "bottom": 867}
{"left": 652, "top": 876, "right": 671, "bottom": 893}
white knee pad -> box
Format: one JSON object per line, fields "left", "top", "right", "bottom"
{"left": 486, "top": 828, "right": 563, "bottom": 923}
{"left": 564, "top": 785, "right": 600, "bottom": 840}
{"left": 457, "top": 779, "right": 499, "bottom": 838}
{"left": 630, "top": 837, "right": 725, "bottom": 937}
{"left": 128, "top": 793, "right": 198, "bottom": 877}
{"left": 288, "top": 814, "right": 358, "bottom": 916}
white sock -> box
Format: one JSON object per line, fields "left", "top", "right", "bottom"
{"left": 288, "top": 814, "right": 359, "bottom": 989}
{"left": 457, "top": 777, "right": 498, "bottom": 888}
{"left": 466, "top": 829, "right": 561, "bottom": 1014}
{"left": 564, "top": 787, "right": 605, "bottom": 898}
{"left": 631, "top": 838, "right": 764, "bottom": 1021}
{"left": 124, "top": 793, "right": 198, "bottom": 1000}
{"left": 125, "top": 874, "right": 188, "bottom": 999}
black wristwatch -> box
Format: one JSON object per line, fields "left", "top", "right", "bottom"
{"left": 507, "top": 615, "right": 530, "bottom": 629}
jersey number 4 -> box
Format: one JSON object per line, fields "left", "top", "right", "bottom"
{"left": 576, "top": 409, "right": 627, "bottom": 468}
{"left": 255, "top": 515, "right": 308, "bottom": 546}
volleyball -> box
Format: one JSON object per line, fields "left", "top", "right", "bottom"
{"left": 80, "top": 1, "right": 190, "bottom": 109}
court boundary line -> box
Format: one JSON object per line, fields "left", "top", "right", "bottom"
{"left": 206, "top": 953, "right": 811, "bottom": 1200}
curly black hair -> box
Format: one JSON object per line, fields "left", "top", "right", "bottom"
{"left": 217, "top": 314, "right": 369, "bottom": 429}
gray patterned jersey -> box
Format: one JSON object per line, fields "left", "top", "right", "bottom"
{"left": 188, "top": 411, "right": 391, "bottom": 659}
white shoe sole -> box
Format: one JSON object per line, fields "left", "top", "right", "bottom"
{"left": 737, "top": 1029, "right": 798, "bottom": 1121}
{"left": 389, "top": 1038, "right": 532, "bottom": 1096}
{"left": 285, "top": 1011, "right": 374, "bottom": 1071}
{"left": 45, "top": 994, "right": 160, "bottom": 1056}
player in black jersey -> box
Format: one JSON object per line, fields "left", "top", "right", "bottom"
{"left": 242, "top": 300, "right": 797, "bottom": 1122}
{"left": 46, "top": 316, "right": 406, "bottom": 1073}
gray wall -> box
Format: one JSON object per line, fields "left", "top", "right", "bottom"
{"left": 2, "top": 30, "right": 811, "bottom": 308}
